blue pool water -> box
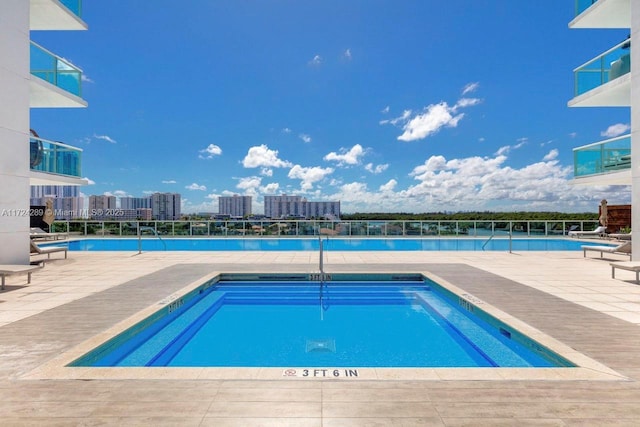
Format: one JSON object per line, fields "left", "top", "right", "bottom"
{"left": 72, "top": 278, "right": 573, "bottom": 368}
{"left": 62, "top": 237, "right": 594, "bottom": 251}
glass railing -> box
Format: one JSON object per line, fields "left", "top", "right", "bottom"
{"left": 48, "top": 219, "right": 601, "bottom": 238}
{"left": 30, "top": 136, "right": 83, "bottom": 178}
{"left": 575, "top": 0, "right": 598, "bottom": 17}
{"left": 59, "top": 0, "right": 82, "bottom": 17}
{"left": 30, "top": 41, "right": 83, "bottom": 98}
{"left": 573, "top": 134, "right": 631, "bottom": 178}
{"left": 573, "top": 39, "right": 631, "bottom": 97}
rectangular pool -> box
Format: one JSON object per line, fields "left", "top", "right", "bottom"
{"left": 61, "top": 238, "right": 594, "bottom": 251}
{"left": 71, "top": 274, "right": 574, "bottom": 368}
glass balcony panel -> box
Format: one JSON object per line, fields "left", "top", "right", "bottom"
{"left": 30, "top": 42, "right": 83, "bottom": 98}
{"left": 60, "top": 0, "right": 82, "bottom": 17}
{"left": 30, "top": 137, "right": 82, "bottom": 178}
{"left": 573, "top": 135, "right": 631, "bottom": 178}
{"left": 575, "top": 0, "right": 598, "bottom": 17}
{"left": 574, "top": 40, "right": 630, "bottom": 96}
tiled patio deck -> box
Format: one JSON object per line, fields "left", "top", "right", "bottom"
{"left": 1, "top": 249, "right": 640, "bottom": 425}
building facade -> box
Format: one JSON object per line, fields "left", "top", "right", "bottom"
{"left": 0, "top": 1, "right": 88, "bottom": 263}
{"left": 569, "top": 0, "right": 638, "bottom": 258}
{"left": 151, "top": 193, "right": 181, "bottom": 220}
{"left": 264, "top": 195, "right": 340, "bottom": 219}
{"left": 218, "top": 195, "right": 252, "bottom": 218}
{"left": 120, "top": 196, "right": 151, "bottom": 210}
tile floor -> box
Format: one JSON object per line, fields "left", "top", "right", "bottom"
{"left": 0, "top": 248, "right": 639, "bottom": 425}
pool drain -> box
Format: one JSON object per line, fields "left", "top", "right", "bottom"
{"left": 305, "top": 339, "right": 336, "bottom": 353}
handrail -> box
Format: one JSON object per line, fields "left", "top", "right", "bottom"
{"left": 482, "top": 222, "right": 513, "bottom": 253}
{"left": 137, "top": 226, "right": 166, "bottom": 253}
{"left": 51, "top": 219, "right": 602, "bottom": 238}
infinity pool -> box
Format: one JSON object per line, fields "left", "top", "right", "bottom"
{"left": 62, "top": 238, "right": 593, "bottom": 251}
{"left": 71, "top": 274, "right": 574, "bottom": 368}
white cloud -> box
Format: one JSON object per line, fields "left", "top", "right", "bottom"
{"left": 84, "top": 177, "right": 95, "bottom": 185}
{"left": 478, "top": 137, "right": 485, "bottom": 143}
{"left": 462, "top": 82, "right": 479, "bottom": 95}
{"left": 601, "top": 123, "right": 631, "bottom": 138}
{"left": 242, "top": 144, "right": 292, "bottom": 169}
{"left": 299, "top": 133, "right": 312, "bottom": 143}
{"left": 162, "top": 180, "right": 177, "bottom": 184}
{"left": 496, "top": 138, "right": 528, "bottom": 156}
{"left": 569, "top": 132, "right": 578, "bottom": 138}
{"left": 381, "top": 84, "right": 482, "bottom": 142}
{"left": 381, "top": 106, "right": 390, "bottom": 114}
{"left": 324, "top": 144, "right": 365, "bottom": 166}
{"left": 261, "top": 182, "right": 280, "bottom": 194}
{"left": 343, "top": 48, "right": 352, "bottom": 60}
{"left": 288, "top": 165, "right": 334, "bottom": 191}
{"left": 93, "top": 134, "right": 117, "bottom": 144}
{"left": 309, "top": 54, "right": 322, "bottom": 66}
{"left": 260, "top": 167, "right": 273, "bottom": 177}
{"left": 237, "top": 176, "right": 262, "bottom": 191}
{"left": 379, "top": 109, "right": 412, "bottom": 126}
{"left": 327, "top": 150, "right": 630, "bottom": 213}
{"left": 379, "top": 179, "right": 397, "bottom": 192}
{"left": 186, "top": 183, "right": 206, "bottom": 191}
{"left": 542, "top": 149, "right": 558, "bottom": 161}
{"left": 81, "top": 75, "right": 94, "bottom": 83}
{"left": 282, "top": 127, "right": 292, "bottom": 134}
{"left": 455, "top": 98, "right": 482, "bottom": 108}
{"left": 199, "top": 144, "right": 222, "bottom": 159}
{"left": 365, "top": 163, "right": 389, "bottom": 174}
{"left": 397, "top": 102, "right": 464, "bottom": 142}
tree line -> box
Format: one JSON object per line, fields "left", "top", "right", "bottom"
{"left": 340, "top": 212, "right": 598, "bottom": 221}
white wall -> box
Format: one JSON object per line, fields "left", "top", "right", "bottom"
{"left": 631, "top": 1, "right": 640, "bottom": 260}
{"left": 0, "top": 0, "right": 31, "bottom": 264}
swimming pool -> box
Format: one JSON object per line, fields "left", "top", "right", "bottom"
{"left": 71, "top": 274, "right": 574, "bottom": 368}
{"left": 62, "top": 237, "right": 596, "bottom": 251}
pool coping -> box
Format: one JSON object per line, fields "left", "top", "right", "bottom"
{"left": 22, "top": 270, "right": 628, "bottom": 382}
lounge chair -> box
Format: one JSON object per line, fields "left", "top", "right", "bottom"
{"left": 582, "top": 241, "right": 631, "bottom": 259}
{"left": 30, "top": 240, "right": 67, "bottom": 260}
{"left": 568, "top": 225, "right": 607, "bottom": 238}
{"left": 609, "top": 232, "right": 632, "bottom": 241}
{"left": 30, "top": 227, "right": 68, "bottom": 241}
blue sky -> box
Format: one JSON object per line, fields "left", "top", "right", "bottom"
{"left": 30, "top": 0, "right": 631, "bottom": 214}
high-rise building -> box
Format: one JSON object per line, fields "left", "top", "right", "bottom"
{"left": 264, "top": 195, "right": 305, "bottom": 218}
{"left": 569, "top": 1, "right": 637, "bottom": 258}
{"left": 306, "top": 201, "right": 341, "bottom": 220}
{"left": 0, "top": 1, "right": 88, "bottom": 263}
{"left": 264, "top": 195, "right": 340, "bottom": 219}
{"left": 151, "top": 193, "right": 181, "bottom": 220}
{"left": 219, "top": 195, "right": 252, "bottom": 218}
{"left": 120, "top": 196, "right": 151, "bottom": 210}
{"left": 88, "top": 195, "right": 116, "bottom": 219}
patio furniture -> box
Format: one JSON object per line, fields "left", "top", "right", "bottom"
{"left": 610, "top": 261, "right": 640, "bottom": 284}
{"left": 568, "top": 226, "right": 607, "bottom": 238}
{"left": 30, "top": 240, "right": 68, "bottom": 260}
{"left": 582, "top": 241, "right": 631, "bottom": 259}
{"left": 0, "top": 264, "right": 42, "bottom": 290}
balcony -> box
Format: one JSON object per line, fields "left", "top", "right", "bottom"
{"left": 30, "top": 136, "right": 87, "bottom": 186}
{"left": 572, "top": 134, "right": 631, "bottom": 185}
{"left": 30, "top": 0, "right": 87, "bottom": 31}
{"left": 568, "top": 39, "right": 631, "bottom": 107}
{"left": 29, "top": 41, "right": 87, "bottom": 108}
{"left": 570, "top": 0, "right": 630, "bottom": 28}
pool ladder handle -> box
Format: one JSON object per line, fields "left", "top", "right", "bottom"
{"left": 137, "top": 226, "right": 167, "bottom": 254}
{"left": 481, "top": 222, "right": 512, "bottom": 253}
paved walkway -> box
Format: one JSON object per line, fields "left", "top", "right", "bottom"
{"left": 0, "top": 250, "right": 639, "bottom": 425}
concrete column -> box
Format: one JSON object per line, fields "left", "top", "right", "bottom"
{"left": 0, "top": 0, "right": 30, "bottom": 264}
{"left": 632, "top": 1, "right": 640, "bottom": 261}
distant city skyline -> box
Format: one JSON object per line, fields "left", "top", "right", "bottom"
{"left": 30, "top": 1, "right": 631, "bottom": 214}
